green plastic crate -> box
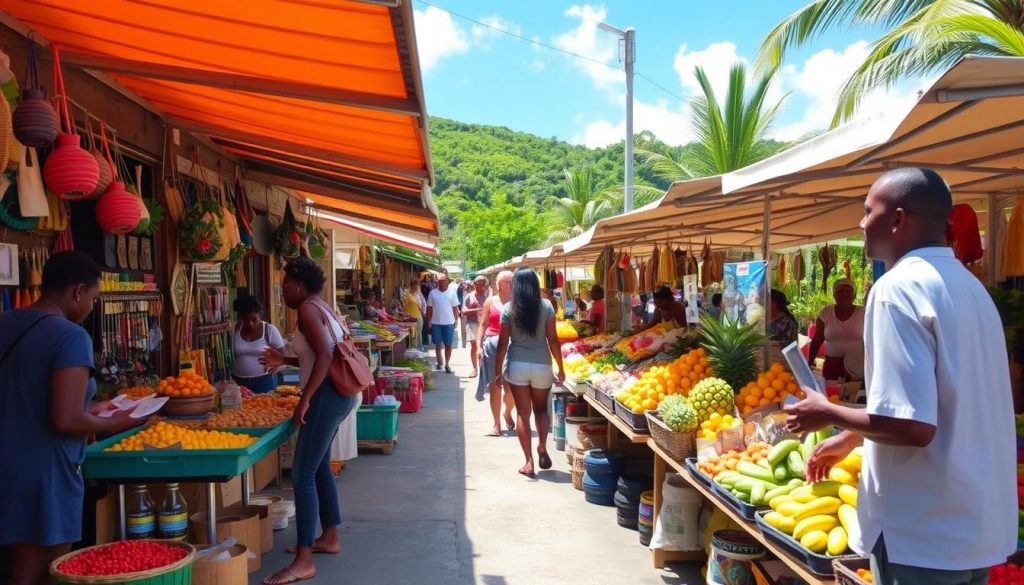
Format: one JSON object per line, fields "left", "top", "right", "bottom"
{"left": 356, "top": 404, "right": 399, "bottom": 441}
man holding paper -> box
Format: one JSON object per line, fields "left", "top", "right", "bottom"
{"left": 784, "top": 168, "right": 1015, "bottom": 585}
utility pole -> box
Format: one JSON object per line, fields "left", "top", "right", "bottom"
{"left": 599, "top": 22, "right": 636, "bottom": 213}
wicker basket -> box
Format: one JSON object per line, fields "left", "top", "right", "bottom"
{"left": 50, "top": 541, "right": 195, "bottom": 585}
{"left": 571, "top": 468, "right": 584, "bottom": 490}
{"left": 645, "top": 411, "right": 695, "bottom": 460}
{"left": 832, "top": 557, "right": 872, "bottom": 585}
{"left": 161, "top": 393, "right": 215, "bottom": 417}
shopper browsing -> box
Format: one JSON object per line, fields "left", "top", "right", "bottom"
{"left": 402, "top": 279, "right": 426, "bottom": 351}
{"left": 426, "top": 274, "right": 459, "bottom": 373}
{"left": 463, "top": 276, "right": 489, "bottom": 378}
{"left": 0, "top": 251, "right": 145, "bottom": 584}
{"left": 475, "top": 271, "right": 516, "bottom": 436}
{"left": 232, "top": 295, "right": 285, "bottom": 393}
{"left": 259, "top": 257, "right": 359, "bottom": 585}
{"left": 785, "top": 168, "right": 1016, "bottom": 585}
{"left": 493, "top": 268, "right": 566, "bottom": 477}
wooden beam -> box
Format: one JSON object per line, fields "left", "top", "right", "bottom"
{"left": 48, "top": 51, "right": 421, "bottom": 117}
{"left": 313, "top": 201, "right": 434, "bottom": 235}
{"left": 245, "top": 168, "right": 437, "bottom": 225}
{"left": 167, "top": 117, "right": 429, "bottom": 182}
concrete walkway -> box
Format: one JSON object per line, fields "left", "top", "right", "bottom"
{"left": 252, "top": 347, "right": 703, "bottom": 584}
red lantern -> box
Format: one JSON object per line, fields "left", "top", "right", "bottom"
{"left": 96, "top": 180, "right": 141, "bottom": 234}
{"left": 44, "top": 133, "right": 100, "bottom": 199}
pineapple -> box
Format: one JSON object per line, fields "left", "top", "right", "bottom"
{"left": 699, "top": 314, "right": 765, "bottom": 393}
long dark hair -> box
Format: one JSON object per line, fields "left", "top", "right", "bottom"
{"left": 511, "top": 268, "right": 542, "bottom": 337}
{"left": 770, "top": 289, "right": 795, "bottom": 321}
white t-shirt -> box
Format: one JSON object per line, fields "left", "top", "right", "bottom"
{"left": 858, "top": 247, "right": 1016, "bottom": 569}
{"left": 232, "top": 322, "right": 285, "bottom": 378}
{"left": 817, "top": 305, "right": 865, "bottom": 358}
{"left": 427, "top": 288, "right": 459, "bottom": 326}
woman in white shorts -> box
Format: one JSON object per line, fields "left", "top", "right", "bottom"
{"left": 493, "top": 268, "right": 565, "bottom": 477}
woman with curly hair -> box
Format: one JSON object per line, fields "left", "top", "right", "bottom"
{"left": 259, "top": 257, "right": 359, "bottom": 584}
{"left": 493, "top": 268, "right": 565, "bottom": 477}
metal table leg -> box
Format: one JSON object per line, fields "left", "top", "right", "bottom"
{"left": 242, "top": 470, "right": 251, "bottom": 508}
{"left": 116, "top": 484, "right": 127, "bottom": 540}
{"left": 206, "top": 482, "right": 217, "bottom": 545}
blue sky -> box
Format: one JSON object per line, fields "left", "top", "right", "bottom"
{"left": 413, "top": 1, "right": 925, "bottom": 147}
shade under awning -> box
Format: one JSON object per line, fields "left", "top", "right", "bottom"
{"left": 1, "top": 0, "right": 437, "bottom": 237}
{"left": 320, "top": 211, "right": 436, "bottom": 255}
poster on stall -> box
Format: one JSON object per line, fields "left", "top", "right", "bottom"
{"left": 682, "top": 274, "right": 700, "bottom": 325}
{"left": 721, "top": 260, "right": 767, "bottom": 331}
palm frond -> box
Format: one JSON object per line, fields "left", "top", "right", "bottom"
{"left": 635, "top": 148, "right": 694, "bottom": 183}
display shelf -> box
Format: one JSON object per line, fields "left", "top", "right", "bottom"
{"left": 583, "top": 394, "right": 648, "bottom": 445}
{"left": 646, "top": 439, "right": 836, "bottom": 584}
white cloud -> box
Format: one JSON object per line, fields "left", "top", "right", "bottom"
{"left": 472, "top": 16, "right": 522, "bottom": 50}
{"left": 575, "top": 99, "right": 694, "bottom": 148}
{"left": 553, "top": 4, "right": 623, "bottom": 91}
{"left": 527, "top": 59, "right": 546, "bottom": 73}
{"left": 413, "top": 6, "right": 469, "bottom": 72}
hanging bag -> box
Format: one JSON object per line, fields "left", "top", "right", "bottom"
{"left": 11, "top": 36, "right": 57, "bottom": 148}
{"left": 179, "top": 147, "right": 228, "bottom": 261}
{"left": 308, "top": 301, "right": 372, "bottom": 397}
{"left": 17, "top": 146, "right": 48, "bottom": 217}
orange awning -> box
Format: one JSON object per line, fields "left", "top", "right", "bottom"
{"left": 1, "top": 0, "right": 437, "bottom": 236}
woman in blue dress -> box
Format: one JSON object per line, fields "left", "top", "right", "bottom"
{"left": 0, "top": 251, "right": 143, "bottom": 584}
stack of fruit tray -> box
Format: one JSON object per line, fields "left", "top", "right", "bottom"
{"left": 755, "top": 510, "right": 860, "bottom": 576}
{"left": 83, "top": 422, "right": 292, "bottom": 481}
{"left": 684, "top": 457, "right": 712, "bottom": 488}
{"left": 613, "top": 400, "right": 649, "bottom": 432}
{"left": 597, "top": 386, "right": 616, "bottom": 412}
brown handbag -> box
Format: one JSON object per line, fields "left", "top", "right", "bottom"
{"left": 311, "top": 302, "right": 373, "bottom": 397}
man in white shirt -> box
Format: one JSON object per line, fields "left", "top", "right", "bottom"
{"left": 785, "top": 168, "right": 1015, "bottom": 585}
{"left": 426, "top": 275, "right": 459, "bottom": 373}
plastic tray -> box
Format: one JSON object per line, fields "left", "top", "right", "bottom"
{"left": 754, "top": 510, "right": 860, "bottom": 577}
{"left": 83, "top": 421, "right": 293, "bottom": 481}
{"left": 356, "top": 404, "right": 400, "bottom": 441}
{"left": 684, "top": 457, "right": 712, "bottom": 488}
{"left": 597, "top": 387, "right": 616, "bottom": 412}
{"left": 711, "top": 480, "right": 768, "bottom": 520}
{"left": 584, "top": 383, "right": 599, "bottom": 402}
{"left": 613, "top": 400, "right": 649, "bottom": 432}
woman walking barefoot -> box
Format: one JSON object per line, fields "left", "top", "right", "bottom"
{"left": 259, "top": 257, "right": 359, "bottom": 584}
{"left": 493, "top": 268, "right": 565, "bottom": 476}
{"left": 476, "top": 271, "right": 516, "bottom": 435}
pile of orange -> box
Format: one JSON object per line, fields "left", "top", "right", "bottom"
{"left": 201, "top": 396, "right": 300, "bottom": 428}
{"left": 105, "top": 422, "right": 256, "bottom": 451}
{"left": 158, "top": 371, "right": 214, "bottom": 398}
{"left": 118, "top": 386, "right": 155, "bottom": 399}
{"left": 734, "top": 363, "right": 806, "bottom": 414}
{"left": 697, "top": 442, "right": 770, "bottom": 478}
{"left": 615, "top": 348, "right": 711, "bottom": 414}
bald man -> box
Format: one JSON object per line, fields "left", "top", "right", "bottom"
{"left": 785, "top": 168, "right": 1015, "bottom": 585}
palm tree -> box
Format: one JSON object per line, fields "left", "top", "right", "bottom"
{"left": 687, "top": 63, "right": 787, "bottom": 177}
{"left": 756, "top": 0, "right": 1024, "bottom": 127}
{"left": 543, "top": 165, "right": 615, "bottom": 245}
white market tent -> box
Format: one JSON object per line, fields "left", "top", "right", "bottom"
{"left": 501, "top": 55, "right": 1024, "bottom": 283}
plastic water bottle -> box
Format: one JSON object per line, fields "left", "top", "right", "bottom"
{"left": 158, "top": 483, "right": 188, "bottom": 541}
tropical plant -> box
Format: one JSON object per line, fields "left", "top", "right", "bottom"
{"left": 756, "top": 0, "right": 1024, "bottom": 127}
{"left": 700, "top": 313, "right": 767, "bottom": 393}
{"left": 688, "top": 63, "right": 788, "bottom": 177}
{"left": 542, "top": 164, "right": 616, "bottom": 245}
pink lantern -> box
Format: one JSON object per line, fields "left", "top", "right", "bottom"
{"left": 96, "top": 180, "right": 141, "bottom": 234}
{"left": 44, "top": 133, "right": 100, "bottom": 199}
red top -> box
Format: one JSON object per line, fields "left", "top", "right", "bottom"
{"left": 590, "top": 299, "right": 606, "bottom": 332}
{"left": 486, "top": 299, "right": 503, "bottom": 337}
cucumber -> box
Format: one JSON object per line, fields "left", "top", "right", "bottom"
{"left": 732, "top": 479, "right": 755, "bottom": 494}
{"left": 773, "top": 463, "right": 789, "bottom": 482}
{"left": 750, "top": 481, "right": 767, "bottom": 505}
{"left": 802, "top": 431, "right": 819, "bottom": 460}
{"left": 736, "top": 491, "right": 751, "bottom": 503}
{"left": 787, "top": 450, "right": 806, "bottom": 479}
{"left": 768, "top": 439, "right": 801, "bottom": 467}
{"left": 715, "top": 471, "right": 741, "bottom": 486}
{"left": 738, "top": 460, "right": 778, "bottom": 484}
{"left": 763, "top": 482, "right": 799, "bottom": 502}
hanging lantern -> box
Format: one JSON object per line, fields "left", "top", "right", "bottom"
{"left": 44, "top": 133, "right": 100, "bottom": 199}
{"left": 89, "top": 149, "right": 113, "bottom": 198}
{"left": 96, "top": 180, "right": 141, "bottom": 234}
{"left": 11, "top": 38, "right": 57, "bottom": 147}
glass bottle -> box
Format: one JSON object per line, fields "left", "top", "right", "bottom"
{"left": 126, "top": 485, "right": 155, "bottom": 539}
{"left": 157, "top": 483, "right": 188, "bottom": 541}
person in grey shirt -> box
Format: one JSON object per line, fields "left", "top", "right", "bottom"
{"left": 493, "top": 268, "right": 565, "bottom": 477}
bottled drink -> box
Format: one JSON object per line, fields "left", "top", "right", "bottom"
{"left": 127, "top": 485, "right": 155, "bottom": 539}
{"left": 157, "top": 483, "right": 188, "bottom": 541}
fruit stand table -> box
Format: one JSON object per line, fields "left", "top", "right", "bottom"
{"left": 582, "top": 394, "right": 648, "bottom": 448}
{"left": 646, "top": 439, "right": 836, "bottom": 584}
{"left": 373, "top": 331, "right": 408, "bottom": 366}
{"left": 84, "top": 420, "right": 295, "bottom": 545}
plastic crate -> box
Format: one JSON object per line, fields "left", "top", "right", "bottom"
{"left": 754, "top": 510, "right": 860, "bottom": 576}
{"left": 711, "top": 480, "right": 768, "bottom": 520}
{"left": 684, "top": 457, "right": 712, "bottom": 488}
{"left": 83, "top": 422, "right": 292, "bottom": 481}
{"left": 832, "top": 557, "right": 872, "bottom": 585}
{"left": 356, "top": 404, "right": 400, "bottom": 441}
{"left": 375, "top": 371, "right": 424, "bottom": 413}
{"left": 597, "top": 388, "right": 616, "bottom": 412}
{"left": 613, "top": 400, "right": 649, "bottom": 432}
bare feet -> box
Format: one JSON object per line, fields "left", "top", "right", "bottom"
{"left": 519, "top": 461, "right": 535, "bottom": 477}
{"left": 263, "top": 565, "right": 316, "bottom": 584}
{"left": 486, "top": 427, "right": 501, "bottom": 437}
{"left": 504, "top": 413, "right": 515, "bottom": 431}
{"left": 285, "top": 532, "right": 340, "bottom": 554}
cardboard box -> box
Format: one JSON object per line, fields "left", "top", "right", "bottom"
{"left": 190, "top": 504, "right": 262, "bottom": 573}
{"left": 94, "top": 489, "right": 116, "bottom": 545}
{"left": 192, "top": 544, "right": 249, "bottom": 585}
{"left": 252, "top": 448, "right": 279, "bottom": 492}
{"left": 250, "top": 503, "right": 273, "bottom": 554}
{"left": 279, "top": 435, "right": 298, "bottom": 469}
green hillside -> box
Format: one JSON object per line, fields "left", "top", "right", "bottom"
{"left": 429, "top": 116, "right": 693, "bottom": 269}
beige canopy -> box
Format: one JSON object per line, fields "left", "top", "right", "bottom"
{"left": 509, "top": 55, "right": 1024, "bottom": 270}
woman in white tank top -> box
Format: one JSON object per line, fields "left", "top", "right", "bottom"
{"left": 258, "top": 257, "right": 358, "bottom": 585}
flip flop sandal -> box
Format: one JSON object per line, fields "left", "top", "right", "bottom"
{"left": 486, "top": 430, "right": 502, "bottom": 437}
{"left": 263, "top": 568, "right": 316, "bottom": 585}
{"left": 445, "top": 366, "right": 452, "bottom": 373}
{"left": 538, "top": 451, "right": 553, "bottom": 470}
{"left": 284, "top": 545, "right": 338, "bottom": 554}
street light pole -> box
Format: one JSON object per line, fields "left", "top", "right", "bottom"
{"left": 598, "top": 22, "right": 636, "bottom": 213}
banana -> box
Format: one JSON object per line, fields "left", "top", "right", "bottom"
{"left": 799, "top": 529, "right": 829, "bottom": 553}
{"left": 793, "top": 514, "right": 839, "bottom": 540}
{"left": 838, "top": 504, "right": 859, "bottom": 536}
{"left": 838, "top": 484, "right": 858, "bottom": 507}
{"left": 829, "top": 467, "right": 858, "bottom": 485}
{"left": 827, "top": 526, "right": 849, "bottom": 556}
{"left": 793, "top": 496, "right": 843, "bottom": 521}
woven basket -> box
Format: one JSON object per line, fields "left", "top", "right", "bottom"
{"left": 50, "top": 540, "right": 195, "bottom": 584}
{"left": 645, "top": 411, "right": 695, "bottom": 460}
{"left": 832, "top": 558, "right": 872, "bottom": 585}
{"left": 571, "top": 468, "right": 584, "bottom": 490}
{"left": 0, "top": 93, "right": 11, "bottom": 174}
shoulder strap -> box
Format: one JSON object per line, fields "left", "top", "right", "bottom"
{"left": 0, "top": 313, "right": 55, "bottom": 369}
{"left": 304, "top": 299, "right": 347, "bottom": 342}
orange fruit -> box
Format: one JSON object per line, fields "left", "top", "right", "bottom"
{"left": 769, "top": 363, "right": 784, "bottom": 374}
{"left": 763, "top": 387, "right": 777, "bottom": 400}
{"left": 771, "top": 379, "right": 785, "bottom": 391}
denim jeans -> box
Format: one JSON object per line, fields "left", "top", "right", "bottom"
{"left": 233, "top": 373, "right": 277, "bottom": 394}
{"left": 292, "top": 378, "right": 357, "bottom": 547}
